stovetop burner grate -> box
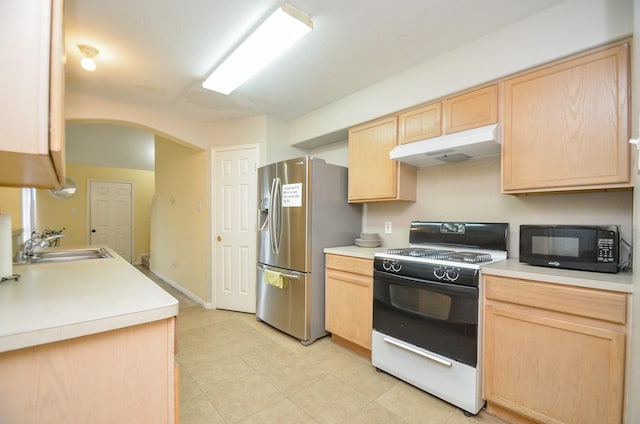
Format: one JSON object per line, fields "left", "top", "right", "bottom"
{"left": 432, "top": 251, "right": 493, "bottom": 263}
{"left": 386, "top": 248, "right": 439, "bottom": 257}
{"left": 384, "top": 248, "right": 494, "bottom": 264}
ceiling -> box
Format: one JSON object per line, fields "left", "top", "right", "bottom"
{"left": 64, "top": 0, "right": 566, "bottom": 124}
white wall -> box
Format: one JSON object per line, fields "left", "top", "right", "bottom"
{"left": 66, "top": 123, "right": 155, "bottom": 170}
{"left": 207, "top": 115, "right": 307, "bottom": 166}
{"left": 265, "top": 116, "right": 306, "bottom": 164}
{"left": 289, "top": 0, "right": 634, "bottom": 146}
{"left": 309, "top": 140, "right": 349, "bottom": 168}
{"left": 151, "top": 136, "right": 209, "bottom": 304}
{"left": 364, "top": 157, "right": 633, "bottom": 256}
{"left": 66, "top": 93, "right": 209, "bottom": 149}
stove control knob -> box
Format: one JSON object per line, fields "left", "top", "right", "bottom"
{"left": 445, "top": 267, "right": 460, "bottom": 282}
{"left": 383, "top": 259, "right": 402, "bottom": 273}
{"left": 382, "top": 260, "right": 392, "bottom": 271}
{"left": 433, "top": 267, "right": 446, "bottom": 280}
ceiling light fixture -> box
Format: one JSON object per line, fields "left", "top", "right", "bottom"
{"left": 202, "top": 2, "right": 313, "bottom": 95}
{"left": 78, "top": 44, "right": 100, "bottom": 71}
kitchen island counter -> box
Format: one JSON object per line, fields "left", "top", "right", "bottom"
{"left": 0, "top": 246, "right": 178, "bottom": 353}
{"left": 482, "top": 259, "right": 633, "bottom": 293}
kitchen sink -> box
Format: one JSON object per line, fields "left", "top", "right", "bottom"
{"left": 18, "top": 248, "right": 112, "bottom": 264}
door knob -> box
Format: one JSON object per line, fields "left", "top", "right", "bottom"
{"left": 92, "top": 229, "right": 96, "bottom": 233}
{"left": 217, "top": 235, "right": 222, "bottom": 241}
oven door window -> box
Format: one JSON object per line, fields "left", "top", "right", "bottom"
{"left": 373, "top": 270, "right": 478, "bottom": 366}
{"left": 390, "top": 285, "right": 452, "bottom": 320}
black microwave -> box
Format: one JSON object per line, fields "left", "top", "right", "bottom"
{"left": 519, "top": 225, "right": 619, "bottom": 274}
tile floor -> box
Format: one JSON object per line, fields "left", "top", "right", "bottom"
{"left": 136, "top": 267, "right": 506, "bottom": 424}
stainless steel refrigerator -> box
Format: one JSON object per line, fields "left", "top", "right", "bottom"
{"left": 256, "top": 156, "right": 361, "bottom": 345}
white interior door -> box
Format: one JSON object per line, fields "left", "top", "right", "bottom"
{"left": 213, "top": 146, "right": 257, "bottom": 313}
{"left": 89, "top": 180, "right": 133, "bottom": 262}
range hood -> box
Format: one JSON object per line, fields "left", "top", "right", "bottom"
{"left": 389, "top": 124, "right": 501, "bottom": 167}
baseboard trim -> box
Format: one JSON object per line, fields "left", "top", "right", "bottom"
{"left": 148, "top": 266, "right": 214, "bottom": 309}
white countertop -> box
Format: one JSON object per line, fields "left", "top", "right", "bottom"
{"left": 324, "top": 245, "right": 388, "bottom": 260}
{"left": 0, "top": 246, "right": 179, "bottom": 353}
{"left": 323, "top": 247, "right": 634, "bottom": 293}
{"left": 482, "top": 259, "right": 634, "bottom": 293}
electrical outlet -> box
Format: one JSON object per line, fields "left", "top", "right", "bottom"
{"left": 384, "top": 221, "right": 392, "bottom": 234}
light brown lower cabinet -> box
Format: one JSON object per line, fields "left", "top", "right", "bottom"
{"left": 325, "top": 254, "right": 373, "bottom": 356}
{"left": 0, "top": 318, "right": 177, "bottom": 423}
{"left": 482, "top": 275, "right": 627, "bottom": 424}
{"left": 175, "top": 362, "right": 181, "bottom": 424}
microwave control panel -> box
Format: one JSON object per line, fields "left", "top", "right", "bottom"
{"left": 597, "top": 234, "right": 616, "bottom": 263}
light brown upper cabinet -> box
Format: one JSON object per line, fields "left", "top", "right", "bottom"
{"left": 348, "top": 116, "right": 416, "bottom": 203}
{"left": 398, "top": 102, "right": 442, "bottom": 144}
{"left": 397, "top": 85, "right": 498, "bottom": 145}
{"left": 502, "top": 43, "right": 630, "bottom": 194}
{"left": 0, "top": 0, "right": 65, "bottom": 189}
{"left": 444, "top": 85, "right": 499, "bottom": 134}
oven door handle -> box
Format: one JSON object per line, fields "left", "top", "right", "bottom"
{"left": 373, "top": 270, "right": 478, "bottom": 297}
{"left": 383, "top": 336, "right": 452, "bottom": 368}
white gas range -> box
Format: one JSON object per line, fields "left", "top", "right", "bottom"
{"left": 371, "top": 221, "right": 509, "bottom": 416}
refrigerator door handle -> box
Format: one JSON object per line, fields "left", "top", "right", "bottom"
{"left": 257, "top": 264, "right": 300, "bottom": 280}
{"left": 268, "top": 177, "right": 276, "bottom": 254}
{"left": 272, "top": 177, "right": 282, "bottom": 255}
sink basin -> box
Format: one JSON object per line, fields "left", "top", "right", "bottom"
{"left": 19, "top": 248, "right": 112, "bottom": 264}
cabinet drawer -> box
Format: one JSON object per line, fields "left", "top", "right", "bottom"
{"left": 484, "top": 275, "right": 626, "bottom": 324}
{"left": 326, "top": 254, "right": 373, "bottom": 277}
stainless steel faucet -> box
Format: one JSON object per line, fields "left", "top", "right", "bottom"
{"left": 21, "top": 230, "right": 66, "bottom": 257}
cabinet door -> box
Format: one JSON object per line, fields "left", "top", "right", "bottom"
{"left": 398, "top": 102, "right": 442, "bottom": 144}
{"left": 483, "top": 302, "right": 625, "bottom": 424}
{"left": 49, "top": 0, "right": 65, "bottom": 187}
{"left": 348, "top": 116, "right": 416, "bottom": 202}
{"left": 325, "top": 255, "right": 373, "bottom": 350}
{"left": 444, "top": 85, "right": 498, "bottom": 134}
{"left": 0, "top": 318, "right": 176, "bottom": 422}
{"left": 0, "top": 0, "right": 65, "bottom": 188}
{"left": 483, "top": 276, "right": 627, "bottom": 424}
{"left": 502, "top": 44, "right": 630, "bottom": 193}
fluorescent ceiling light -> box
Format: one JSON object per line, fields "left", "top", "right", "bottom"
{"left": 202, "top": 3, "right": 313, "bottom": 95}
